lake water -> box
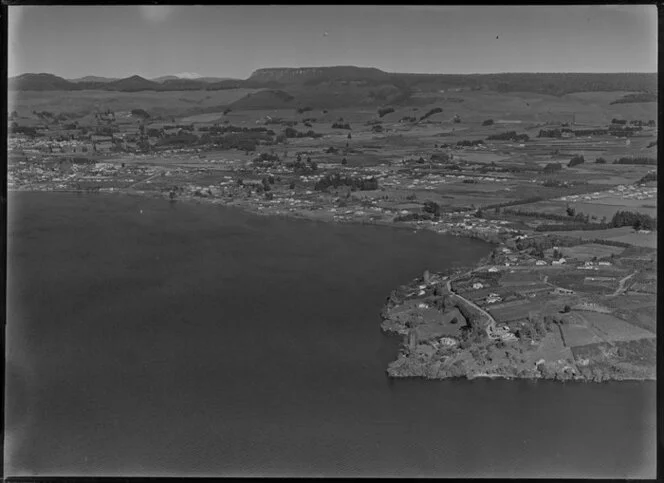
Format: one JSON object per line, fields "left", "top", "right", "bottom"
{"left": 5, "top": 192, "right": 656, "bottom": 478}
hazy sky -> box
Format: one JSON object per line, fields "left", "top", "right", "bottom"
{"left": 8, "top": 5, "right": 658, "bottom": 79}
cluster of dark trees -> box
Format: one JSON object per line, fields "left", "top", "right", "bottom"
{"left": 456, "top": 139, "right": 484, "bottom": 147}
{"left": 430, "top": 152, "right": 452, "bottom": 162}
{"left": 156, "top": 132, "right": 199, "bottom": 146}
{"left": 199, "top": 132, "right": 269, "bottom": 151}
{"left": 543, "top": 162, "right": 563, "bottom": 174}
{"left": 419, "top": 107, "right": 443, "bottom": 121}
{"left": 283, "top": 127, "right": 323, "bottom": 139}
{"left": 503, "top": 207, "right": 592, "bottom": 224}
{"left": 609, "top": 93, "right": 657, "bottom": 104}
{"left": 486, "top": 131, "right": 529, "bottom": 142}
{"left": 638, "top": 171, "right": 657, "bottom": 184}
{"left": 331, "top": 122, "right": 351, "bottom": 129}
{"left": 9, "top": 124, "right": 40, "bottom": 137}
{"left": 400, "top": 116, "right": 417, "bottom": 123}
{"left": 252, "top": 152, "right": 281, "bottom": 166}
{"left": 608, "top": 125, "right": 643, "bottom": 137}
{"left": 202, "top": 125, "right": 274, "bottom": 135}
{"left": 484, "top": 196, "right": 544, "bottom": 211}
{"left": 536, "top": 210, "right": 657, "bottom": 232}
{"left": 393, "top": 212, "right": 435, "bottom": 222}
{"left": 285, "top": 155, "right": 318, "bottom": 173}
{"left": 296, "top": 106, "right": 313, "bottom": 114}
{"left": 611, "top": 210, "right": 657, "bottom": 231}
{"left": 595, "top": 157, "right": 607, "bottom": 164}
{"left": 371, "top": 124, "right": 384, "bottom": 133}
{"left": 568, "top": 155, "right": 585, "bottom": 167}
{"left": 314, "top": 173, "right": 379, "bottom": 191}
{"left": 539, "top": 127, "right": 612, "bottom": 138}
{"left": 511, "top": 233, "right": 583, "bottom": 252}
{"left": 613, "top": 157, "right": 656, "bottom": 165}
{"left": 131, "top": 108, "right": 150, "bottom": 119}
{"left": 422, "top": 200, "right": 441, "bottom": 217}
{"left": 482, "top": 119, "right": 494, "bottom": 126}
{"left": 378, "top": 107, "right": 395, "bottom": 118}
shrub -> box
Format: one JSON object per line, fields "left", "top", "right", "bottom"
{"left": 486, "top": 131, "right": 529, "bottom": 142}
{"left": 613, "top": 157, "right": 656, "bottom": 165}
{"left": 543, "top": 162, "right": 562, "bottom": 174}
{"left": 595, "top": 157, "right": 607, "bottom": 164}
{"left": 331, "top": 122, "right": 351, "bottom": 130}
{"left": 423, "top": 200, "right": 441, "bottom": 217}
{"left": 378, "top": 107, "right": 395, "bottom": 118}
{"left": 482, "top": 119, "right": 494, "bottom": 126}
{"left": 419, "top": 107, "right": 443, "bottom": 121}
{"left": 568, "top": 155, "right": 585, "bottom": 167}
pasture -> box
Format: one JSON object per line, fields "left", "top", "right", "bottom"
{"left": 554, "top": 243, "right": 625, "bottom": 261}
{"left": 8, "top": 88, "right": 265, "bottom": 117}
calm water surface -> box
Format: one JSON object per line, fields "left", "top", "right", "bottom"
{"left": 5, "top": 192, "right": 656, "bottom": 477}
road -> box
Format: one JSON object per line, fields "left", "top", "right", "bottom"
{"left": 609, "top": 270, "right": 638, "bottom": 297}
{"left": 127, "top": 168, "right": 166, "bottom": 189}
{"left": 445, "top": 276, "right": 498, "bottom": 338}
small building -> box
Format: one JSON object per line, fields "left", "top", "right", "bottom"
{"left": 552, "top": 258, "right": 566, "bottom": 265}
{"left": 488, "top": 267, "right": 499, "bottom": 273}
{"left": 598, "top": 261, "right": 611, "bottom": 266}
{"left": 536, "top": 260, "right": 547, "bottom": 266}
{"left": 472, "top": 282, "right": 484, "bottom": 290}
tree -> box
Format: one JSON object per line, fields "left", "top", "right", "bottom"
{"left": 347, "top": 132, "right": 352, "bottom": 139}
{"left": 566, "top": 205, "right": 575, "bottom": 217}
{"left": 563, "top": 305, "right": 571, "bottom": 313}
{"left": 341, "top": 157, "right": 348, "bottom": 165}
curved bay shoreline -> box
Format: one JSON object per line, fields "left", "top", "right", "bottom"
{"left": 12, "top": 187, "right": 656, "bottom": 383}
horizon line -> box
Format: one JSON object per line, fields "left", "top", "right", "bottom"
{"left": 10, "top": 69, "right": 659, "bottom": 80}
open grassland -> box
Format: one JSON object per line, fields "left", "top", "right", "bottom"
{"left": 555, "top": 244, "right": 625, "bottom": 261}
{"left": 578, "top": 312, "right": 655, "bottom": 343}
{"left": 8, "top": 88, "right": 265, "bottom": 117}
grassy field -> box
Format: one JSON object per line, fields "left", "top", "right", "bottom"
{"left": 542, "top": 226, "right": 657, "bottom": 248}
{"left": 579, "top": 311, "right": 655, "bottom": 342}
{"left": 8, "top": 88, "right": 265, "bottom": 117}
{"left": 553, "top": 244, "right": 625, "bottom": 261}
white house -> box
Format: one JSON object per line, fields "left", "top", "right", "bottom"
{"left": 536, "top": 260, "right": 547, "bottom": 266}
{"left": 488, "top": 267, "right": 499, "bottom": 273}
{"left": 598, "top": 261, "right": 611, "bottom": 266}
{"left": 472, "top": 282, "right": 484, "bottom": 290}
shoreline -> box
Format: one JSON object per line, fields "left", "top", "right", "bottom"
{"left": 11, "top": 187, "right": 655, "bottom": 383}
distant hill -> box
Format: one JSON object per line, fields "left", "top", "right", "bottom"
{"left": 104, "top": 75, "right": 161, "bottom": 92}
{"left": 249, "top": 66, "right": 388, "bottom": 85}
{"left": 69, "top": 76, "right": 118, "bottom": 83}
{"left": 228, "top": 90, "right": 296, "bottom": 110}
{"left": 153, "top": 75, "right": 236, "bottom": 83}
{"left": 10, "top": 68, "right": 658, "bottom": 98}
{"left": 9, "top": 73, "right": 78, "bottom": 91}
{"left": 158, "top": 78, "right": 209, "bottom": 90}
